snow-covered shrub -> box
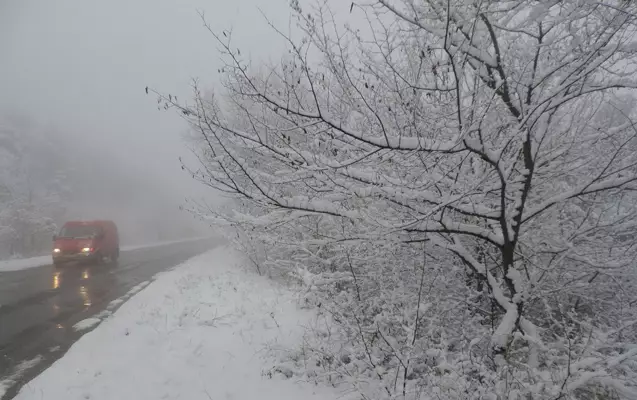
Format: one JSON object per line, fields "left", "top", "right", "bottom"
{"left": 161, "top": 0, "right": 637, "bottom": 398}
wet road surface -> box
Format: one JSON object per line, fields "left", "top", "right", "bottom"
{"left": 0, "top": 238, "right": 217, "bottom": 399}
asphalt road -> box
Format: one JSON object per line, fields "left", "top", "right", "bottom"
{"left": 0, "top": 238, "right": 216, "bottom": 399}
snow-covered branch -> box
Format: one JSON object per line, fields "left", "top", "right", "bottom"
{"left": 157, "top": 0, "right": 637, "bottom": 398}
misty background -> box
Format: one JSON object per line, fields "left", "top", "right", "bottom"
{"left": 0, "top": 0, "right": 294, "bottom": 258}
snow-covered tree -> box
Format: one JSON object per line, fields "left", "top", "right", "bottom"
{"left": 0, "top": 114, "right": 71, "bottom": 258}
{"left": 160, "top": 1, "right": 637, "bottom": 398}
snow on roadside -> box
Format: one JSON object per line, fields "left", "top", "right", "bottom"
{"left": 0, "top": 356, "right": 42, "bottom": 399}
{"left": 107, "top": 281, "right": 150, "bottom": 311}
{"left": 72, "top": 317, "right": 101, "bottom": 332}
{"left": 0, "top": 256, "right": 51, "bottom": 273}
{"left": 0, "top": 237, "right": 210, "bottom": 273}
{"left": 13, "top": 247, "right": 353, "bottom": 400}
{"left": 72, "top": 281, "right": 152, "bottom": 333}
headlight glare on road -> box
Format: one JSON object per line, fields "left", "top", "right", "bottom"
{"left": 81, "top": 247, "right": 92, "bottom": 253}
{"left": 53, "top": 248, "right": 61, "bottom": 253}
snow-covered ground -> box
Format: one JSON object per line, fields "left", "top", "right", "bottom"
{"left": 0, "top": 237, "right": 209, "bottom": 272}
{"left": 0, "top": 357, "right": 42, "bottom": 399}
{"left": 0, "top": 256, "right": 52, "bottom": 273}
{"left": 11, "top": 246, "right": 352, "bottom": 400}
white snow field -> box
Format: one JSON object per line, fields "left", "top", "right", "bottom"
{"left": 11, "top": 246, "right": 352, "bottom": 400}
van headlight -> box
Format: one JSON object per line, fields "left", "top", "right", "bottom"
{"left": 53, "top": 248, "right": 61, "bottom": 253}
{"left": 81, "top": 247, "right": 92, "bottom": 253}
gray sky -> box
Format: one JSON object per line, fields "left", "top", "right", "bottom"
{"left": 0, "top": 0, "right": 291, "bottom": 194}
{"left": 0, "top": 0, "right": 295, "bottom": 240}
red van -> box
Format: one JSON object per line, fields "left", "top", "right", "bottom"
{"left": 52, "top": 220, "right": 120, "bottom": 266}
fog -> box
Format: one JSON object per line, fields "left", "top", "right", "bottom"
{"left": 0, "top": 0, "right": 295, "bottom": 257}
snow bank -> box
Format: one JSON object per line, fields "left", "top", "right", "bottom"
{"left": 0, "top": 256, "right": 51, "bottom": 273}
{"left": 0, "top": 237, "right": 209, "bottom": 272}
{"left": 12, "top": 247, "right": 352, "bottom": 400}
{"left": 69, "top": 282, "right": 153, "bottom": 334}
{"left": 0, "top": 356, "right": 42, "bottom": 399}
{"left": 72, "top": 317, "right": 101, "bottom": 332}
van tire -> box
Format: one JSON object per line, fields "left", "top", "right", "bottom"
{"left": 111, "top": 248, "right": 119, "bottom": 263}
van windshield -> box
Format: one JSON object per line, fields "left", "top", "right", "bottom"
{"left": 58, "top": 225, "right": 100, "bottom": 239}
